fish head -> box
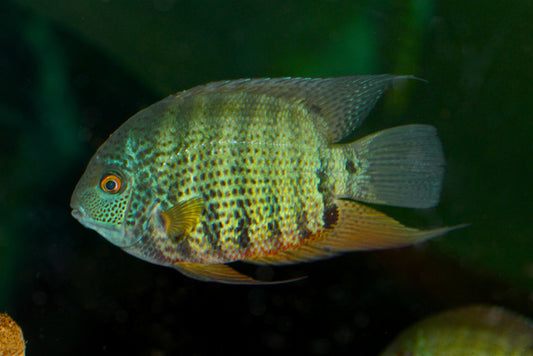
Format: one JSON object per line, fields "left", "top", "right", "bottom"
{"left": 70, "top": 150, "right": 137, "bottom": 248}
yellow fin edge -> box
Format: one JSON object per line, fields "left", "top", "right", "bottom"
{"left": 175, "top": 262, "right": 305, "bottom": 285}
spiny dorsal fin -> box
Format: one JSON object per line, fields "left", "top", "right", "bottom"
{"left": 174, "top": 262, "right": 305, "bottom": 285}
{"left": 175, "top": 75, "right": 412, "bottom": 143}
{"left": 160, "top": 197, "right": 205, "bottom": 237}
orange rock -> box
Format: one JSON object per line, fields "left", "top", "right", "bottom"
{"left": 0, "top": 313, "right": 25, "bottom": 356}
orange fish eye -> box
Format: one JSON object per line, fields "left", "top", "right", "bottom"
{"left": 100, "top": 174, "right": 122, "bottom": 194}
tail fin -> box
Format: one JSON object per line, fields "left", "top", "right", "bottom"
{"left": 340, "top": 124, "right": 445, "bottom": 208}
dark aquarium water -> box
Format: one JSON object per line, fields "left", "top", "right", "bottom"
{"left": 1, "top": 0, "right": 532, "bottom": 355}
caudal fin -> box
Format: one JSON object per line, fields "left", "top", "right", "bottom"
{"left": 340, "top": 124, "right": 445, "bottom": 208}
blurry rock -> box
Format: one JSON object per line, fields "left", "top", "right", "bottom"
{"left": 0, "top": 313, "right": 25, "bottom": 356}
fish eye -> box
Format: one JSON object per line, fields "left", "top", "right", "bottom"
{"left": 100, "top": 173, "right": 122, "bottom": 194}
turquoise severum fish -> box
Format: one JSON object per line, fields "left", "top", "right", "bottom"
{"left": 70, "top": 75, "right": 459, "bottom": 284}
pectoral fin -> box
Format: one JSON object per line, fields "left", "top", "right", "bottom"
{"left": 160, "top": 197, "right": 204, "bottom": 237}
{"left": 174, "top": 262, "right": 304, "bottom": 285}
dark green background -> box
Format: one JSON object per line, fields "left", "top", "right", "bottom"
{"left": 1, "top": 0, "right": 531, "bottom": 354}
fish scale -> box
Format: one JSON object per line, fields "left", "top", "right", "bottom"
{"left": 71, "top": 75, "right": 462, "bottom": 284}
{"left": 139, "top": 93, "right": 327, "bottom": 263}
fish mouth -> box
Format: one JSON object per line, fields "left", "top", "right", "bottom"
{"left": 70, "top": 202, "right": 139, "bottom": 248}
{"left": 71, "top": 207, "right": 85, "bottom": 221}
{"left": 70, "top": 205, "right": 124, "bottom": 238}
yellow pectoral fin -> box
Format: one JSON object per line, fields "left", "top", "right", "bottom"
{"left": 174, "top": 262, "right": 304, "bottom": 285}
{"left": 160, "top": 196, "right": 205, "bottom": 237}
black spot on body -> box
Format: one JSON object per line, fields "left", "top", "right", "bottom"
{"left": 299, "top": 228, "right": 312, "bottom": 240}
{"left": 296, "top": 211, "right": 312, "bottom": 240}
{"left": 267, "top": 220, "right": 282, "bottom": 242}
{"left": 235, "top": 216, "right": 244, "bottom": 232}
{"left": 323, "top": 204, "right": 339, "bottom": 229}
{"left": 237, "top": 227, "right": 250, "bottom": 249}
{"left": 308, "top": 103, "right": 322, "bottom": 115}
{"left": 317, "top": 169, "right": 328, "bottom": 194}
{"left": 345, "top": 160, "right": 357, "bottom": 174}
{"left": 207, "top": 203, "right": 220, "bottom": 220}
{"left": 202, "top": 222, "right": 220, "bottom": 250}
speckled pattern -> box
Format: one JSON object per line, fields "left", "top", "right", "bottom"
{"left": 70, "top": 75, "right": 439, "bottom": 274}
{"left": 123, "top": 91, "right": 328, "bottom": 264}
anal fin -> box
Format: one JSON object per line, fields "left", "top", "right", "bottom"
{"left": 320, "top": 199, "right": 466, "bottom": 251}
{"left": 174, "top": 262, "right": 304, "bottom": 285}
{"left": 250, "top": 199, "right": 465, "bottom": 266}
{"left": 249, "top": 244, "right": 338, "bottom": 265}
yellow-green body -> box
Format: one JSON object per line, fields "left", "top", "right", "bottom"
{"left": 125, "top": 87, "right": 328, "bottom": 264}
{"left": 381, "top": 305, "right": 533, "bottom": 356}
{"left": 71, "top": 75, "right": 456, "bottom": 283}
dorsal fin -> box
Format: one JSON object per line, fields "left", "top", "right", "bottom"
{"left": 175, "top": 75, "right": 413, "bottom": 143}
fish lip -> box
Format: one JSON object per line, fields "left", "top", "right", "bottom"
{"left": 70, "top": 204, "right": 123, "bottom": 237}
{"left": 70, "top": 200, "right": 133, "bottom": 248}
{"left": 71, "top": 206, "right": 85, "bottom": 220}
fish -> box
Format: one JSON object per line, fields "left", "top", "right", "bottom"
{"left": 70, "top": 74, "right": 461, "bottom": 284}
{"left": 0, "top": 313, "right": 25, "bottom": 356}
{"left": 380, "top": 305, "right": 533, "bottom": 355}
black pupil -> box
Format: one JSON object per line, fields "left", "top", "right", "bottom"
{"left": 105, "top": 179, "right": 117, "bottom": 191}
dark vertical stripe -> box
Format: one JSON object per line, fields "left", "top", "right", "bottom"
{"left": 323, "top": 203, "right": 339, "bottom": 229}
{"left": 234, "top": 198, "right": 251, "bottom": 249}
